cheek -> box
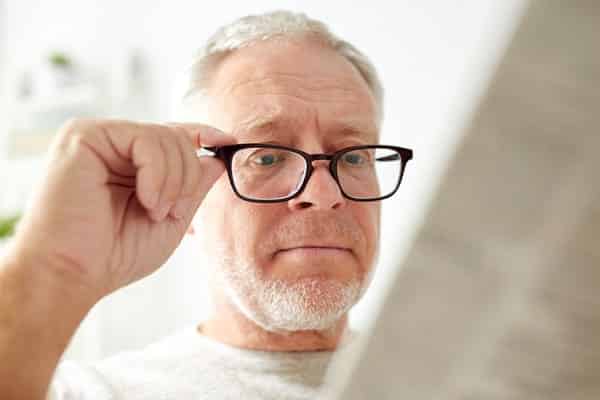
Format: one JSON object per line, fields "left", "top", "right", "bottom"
{"left": 356, "top": 204, "right": 381, "bottom": 258}
{"left": 231, "top": 204, "right": 285, "bottom": 266}
{"left": 200, "top": 177, "right": 284, "bottom": 267}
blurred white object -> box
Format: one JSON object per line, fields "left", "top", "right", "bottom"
{"left": 6, "top": 53, "right": 107, "bottom": 158}
{"left": 112, "top": 49, "right": 154, "bottom": 121}
{"left": 326, "top": 1, "right": 600, "bottom": 398}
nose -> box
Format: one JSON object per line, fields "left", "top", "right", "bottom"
{"left": 288, "top": 160, "right": 346, "bottom": 211}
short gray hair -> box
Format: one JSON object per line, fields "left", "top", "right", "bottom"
{"left": 181, "top": 10, "right": 384, "bottom": 124}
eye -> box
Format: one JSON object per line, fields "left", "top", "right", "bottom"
{"left": 250, "top": 152, "right": 283, "bottom": 166}
{"left": 342, "top": 152, "right": 365, "bottom": 165}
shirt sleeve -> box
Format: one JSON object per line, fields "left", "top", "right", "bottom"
{"left": 46, "top": 360, "right": 117, "bottom": 400}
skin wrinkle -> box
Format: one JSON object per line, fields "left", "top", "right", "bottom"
{"left": 208, "top": 49, "right": 377, "bottom": 123}
{"left": 219, "top": 79, "right": 369, "bottom": 116}
{"left": 222, "top": 75, "right": 361, "bottom": 101}
{"left": 233, "top": 115, "right": 378, "bottom": 147}
{"left": 227, "top": 99, "right": 378, "bottom": 153}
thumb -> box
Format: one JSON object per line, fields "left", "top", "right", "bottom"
{"left": 197, "top": 155, "right": 227, "bottom": 191}
{"left": 174, "top": 155, "right": 226, "bottom": 222}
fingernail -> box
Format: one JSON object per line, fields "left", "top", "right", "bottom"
{"left": 171, "top": 197, "right": 192, "bottom": 220}
{"left": 205, "top": 126, "right": 225, "bottom": 135}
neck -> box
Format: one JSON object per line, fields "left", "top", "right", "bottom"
{"left": 199, "top": 291, "right": 349, "bottom": 352}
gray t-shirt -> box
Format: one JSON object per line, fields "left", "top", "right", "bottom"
{"left": 48, "top": 324, "right": 353, "bottom": 399}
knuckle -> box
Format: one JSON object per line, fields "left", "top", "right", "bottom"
{"left": 60, "top": 118, "right": 92, "bottom": 137}
{"left": 55, "top": 118, "right": 96, "bottom": 154}
{"left": 60, "top": 118, "right": 108, "bottom": 142}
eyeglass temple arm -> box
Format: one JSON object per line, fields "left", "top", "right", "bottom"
{"left": 376, "top": 154, "right": 402, "bottom": 162}
{"left": 202, "top": 146, "right": 219, "bottom": 153}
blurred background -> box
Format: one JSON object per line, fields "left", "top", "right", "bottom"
{"left": 0, "top": 0, "right": 526, "bottom": 362}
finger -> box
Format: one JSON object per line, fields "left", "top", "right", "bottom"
{"left": 132, "top": 133, "right": 165, "bottom": 212}
{"left": 154, "top": 134, "right": 183, "bottom": 221}
{"left": 171, "top": 156, "right": 227, "bottom": 223}
{"left": 196, "top": 156, "right": 227, "bottom": 194}
{"left": 165, "top": 122, "right": 237, "bottom": 147}
{"left": 169, "top": 129, "right": 199, "bottom": 219}
{"left": 83, "top": 120, "right": 184, "bottom": 219}
{"left": 163, "top": 123, "right": 236, "bottom": 220}
{"left": 93, "top": 120, "right": 232, "bottom": 221}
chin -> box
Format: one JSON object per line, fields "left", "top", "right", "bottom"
{"left": 213, "top": 249, "right": 368, "bottom": 333}
{"left": 233, "top": 273, "right": 363, "bottom": 333}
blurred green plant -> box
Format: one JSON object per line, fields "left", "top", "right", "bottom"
{"left": 49, "top": 52, "right": 72, "bottom": 68}
{"left": 0, "top": 215, "right": 21, "bottom": 239}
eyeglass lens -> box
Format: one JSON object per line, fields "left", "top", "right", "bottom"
{"left": 230, "top": 147, "right": 404, "bottom": 201}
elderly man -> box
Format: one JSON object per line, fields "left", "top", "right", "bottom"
{"left": 0, "top": 11, "right": 412, "bottom": 400}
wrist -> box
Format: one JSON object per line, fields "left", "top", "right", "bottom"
{"left": 2, "top": 240, "right": 102, "bottom": 310}
{"left": 0, "top": 241, "right": 98, "bottom": 400}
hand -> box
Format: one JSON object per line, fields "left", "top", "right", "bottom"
{"left": 8, "top": 119, "right": 235, "bottom": 301}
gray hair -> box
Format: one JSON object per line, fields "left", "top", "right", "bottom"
{"left": 181, "top": 10, "right": 384, "bottom": 124}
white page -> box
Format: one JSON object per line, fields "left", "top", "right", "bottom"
{"left": 325, "top": 1, "right": 600, "bottom": 398}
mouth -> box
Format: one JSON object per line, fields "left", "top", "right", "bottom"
{"left": 276, "top": 246, "right": 352, "bottom": 257}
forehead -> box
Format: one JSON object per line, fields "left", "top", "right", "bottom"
{"left": 206, "top": 37, "right": 379, "bottom": 142}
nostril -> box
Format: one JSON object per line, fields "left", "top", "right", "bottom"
{"left": 298, "top": 201, "right": 312, "bottom": 209}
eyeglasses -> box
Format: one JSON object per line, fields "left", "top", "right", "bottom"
{"left": 203, "top": 143, "right": 414, "bottom": 203}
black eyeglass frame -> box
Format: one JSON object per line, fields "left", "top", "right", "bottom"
{"left": 203, "top": 143, "right": 414, "bottom": 203}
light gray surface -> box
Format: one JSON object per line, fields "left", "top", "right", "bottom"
{"left": 328, "top": 1, "right": 600, "bottom": 398}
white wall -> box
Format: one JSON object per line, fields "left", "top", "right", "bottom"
{"left": 0, "top": 1, "right": 525, "bottom": 361}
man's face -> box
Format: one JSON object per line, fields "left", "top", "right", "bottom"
{"left": 195, "top": 37, "right": 380, "bottom": 332}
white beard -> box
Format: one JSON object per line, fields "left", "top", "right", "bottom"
{"left": 207, "top": 245, "right": 369, "bottom": 332}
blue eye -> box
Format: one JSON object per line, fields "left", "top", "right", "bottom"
{"left": 260, "top": 154, "right": 275, "bottom": 165}
{"left": 252, "top": 153, "right": 281, "bottom": 166}
{"left": 343, "top": 153, "right": 364, "bottom": 165}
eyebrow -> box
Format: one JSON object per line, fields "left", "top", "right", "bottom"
{"left": 233, "top": 114, "right": 378, "bottom": 143}
{"left": 232, "top": 116, "right": 284, "bottom": 144}
{"left": 334, "top": 120, "right": 378, "bottom": 142}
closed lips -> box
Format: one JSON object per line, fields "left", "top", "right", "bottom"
{"left": 277, "top": 245, "right": 352, "bottom": 254}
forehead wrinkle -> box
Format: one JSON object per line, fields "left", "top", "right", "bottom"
{"left": 219, "top": 75, "right": 377, "bottom": 142}
{"left": 234, "top": 112, "right": 378, "bottom": 146}
{"left": 235, "top": 111, "right": 279, "bottom": 133}
{"left": 222, "top": 71, "right": 367, "bottom": 108}
{"left": 232, "top": 108, "right": 305, "bottom": 138}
